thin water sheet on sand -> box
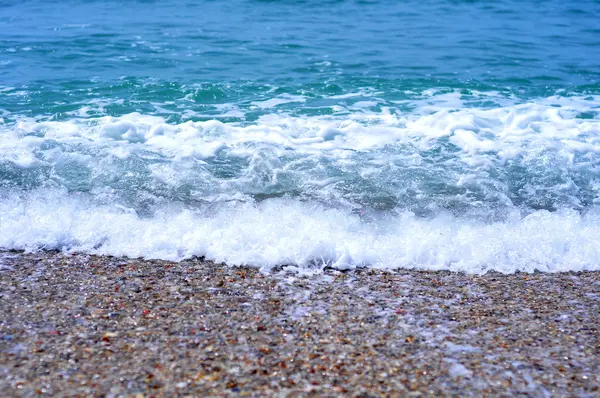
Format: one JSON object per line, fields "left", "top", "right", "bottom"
{"left": 0, "top": 251, "right": 599, "bottom": 396}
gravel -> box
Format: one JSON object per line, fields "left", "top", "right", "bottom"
{"left": 1, "top": 250, "right": 599, "bottom": 396}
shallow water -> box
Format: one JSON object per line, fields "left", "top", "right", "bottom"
{"left": 1, "top": 0, "right": 600, "bottom": 272}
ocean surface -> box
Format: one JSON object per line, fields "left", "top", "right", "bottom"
{"left": 1, "top": 0, "right": 600, "bottom": 273}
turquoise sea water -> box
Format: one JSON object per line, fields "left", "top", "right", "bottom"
{"left": 1, "top": 0, "right": 600, "bottom": 272}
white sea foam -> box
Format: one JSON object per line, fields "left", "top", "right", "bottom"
{"left": 1, "top": 189, "right": 600, "bottom": 273}
{"left": 1, "top": 94, "right": 598, "bottom": 161}
{"left": 1, "top": 94, "right": 599, "bottom": 273}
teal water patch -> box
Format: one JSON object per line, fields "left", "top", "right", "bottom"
{"left": 1, "top": 0, "right": 600, "bottom": 85}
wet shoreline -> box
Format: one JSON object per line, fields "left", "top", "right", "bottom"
{"left": 1, "top": 250, "right": 599, "bottom": 396}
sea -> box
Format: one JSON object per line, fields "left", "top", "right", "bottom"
{"left": 1, "top": 0, "right": 600, "bottom": 273}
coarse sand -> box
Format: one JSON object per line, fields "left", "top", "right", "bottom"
{"left": 1, "top": 251, "right": 599, "bottom": 396}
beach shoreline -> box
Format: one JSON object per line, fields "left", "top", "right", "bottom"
{"left": 1, "top": 250, "right": 599, "bottom": 396}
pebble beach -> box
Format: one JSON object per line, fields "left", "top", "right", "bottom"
{"left": 1, "top": 250, "right": 599, "bottom": 396}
